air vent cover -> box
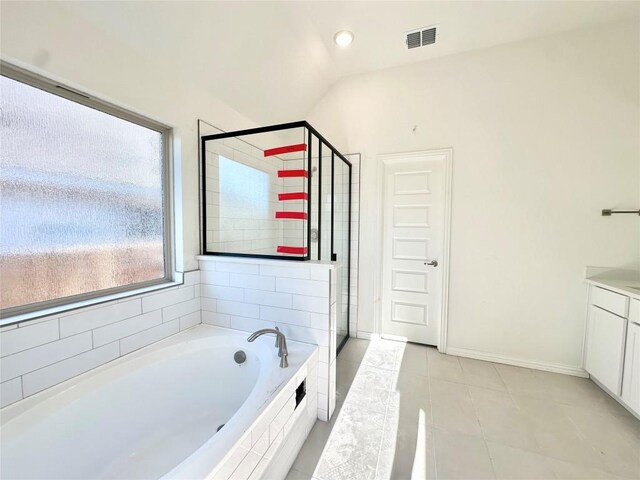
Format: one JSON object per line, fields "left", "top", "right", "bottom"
{"left": 406, "top": 25, "right": 438, "bottom": 49}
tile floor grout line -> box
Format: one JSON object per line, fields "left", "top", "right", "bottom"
{"left": 465, "top": 378, "right": 499, "bottom": 479}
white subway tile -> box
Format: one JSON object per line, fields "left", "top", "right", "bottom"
{"left": 230, "top": 273, "right": 275, "bottom": 291}
{"left": 292, "top": 295, "right": 329, "bottom": 314}
{"left": 270, "top": 394, "right": 295, "bottom": 440}
{"left": 180, "top": 311, "right": 201, "bottom": 330}
{"left": 0, "top": 377, "right": 22, "bottom": 408}
{"left": 142, "top": 286, "right": 193, "bottom": 313}
{"left": 309, "top": 268, "right": 330, "bottom": 282}
{"left": 244, "top": 289, "right": 292, "bottom": 308}
{"left": 264, "top": 429, "right": 284, "bottom": 461}
{"left": 231, "top": 451, "right": 261, "bottom": 479}
{"left": 182, "top": 271, "right": 200, "bottom": 286}
{"left": 251, "top": 430, "right": 269, "bottom": 457}
{"left": 201, "top": 284, "right": 244, "bottom": 302}
{"left": 162, "top": 298, "right": 200, "bottom": 322}
{"left": 93, "top": 310, "right": 162, "bottom": 347}
{"left": 260, "top": 306, "right": 309, "bottom": 327}
{"left": 120, "top": 320, "right": 179, "bottom": 355}
{"left": 229, "top": 316, "right": 273, "bottom": 333}
{"left": 275, "top": 323, "right": 329, "bottom": 347}
{"left": 202, "top": 311, "right": 231, "bottom": 328}
{"left": 217, "top": 300, "right": 259, "bottom": 319}
{"left": 276, "top": 278, "right": 329, "bottom": 298}
{"left": 1, "top": 319, "right": 59, "bottom": 357}
{"left": 215, "top": 262, "right": 259, "bottom": 274}
{"left": 201, "top": 297, "right": 217, "bottom": 312}
{"left": 60, "top": 300, "right": 141, "bottom": 337}
{"left": 1, "top": 332, "right": 92, "bottom": 382}
{"left": 283, "top": 397, "right": 306, "bottom": 440}
{"left": 259, "top": 265, "right": 310, "bottom": 279}
{"left": 309, "top": 313, "right": 330, "bottom": 331}
{"left": 198, "top": 260, "right": 217, "bottom": 271}
{"left": 22, "top": 342, "right": 120, "bottom": 397}
{"left": 211, "top": 446, "right": 249, "bottom": 480}
{"left": 201, "top": 270, "right": 229, "bottom": 286}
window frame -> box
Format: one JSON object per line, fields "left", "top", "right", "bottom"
{"left": 0, "top": 62, "right": 175, "bottom": 321}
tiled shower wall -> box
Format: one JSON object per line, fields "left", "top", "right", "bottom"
{"left": 204, "top": 137, "right": 292, "bottom": 255}
{"left": 198, "top": 257, "right": 337, "bottom": 421}
{"left": 0, "top": 271, "right": 200, "bottom": 408}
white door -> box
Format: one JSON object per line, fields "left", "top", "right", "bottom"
{"left": 381, "top": 156, "right": 445, "bottom": 345}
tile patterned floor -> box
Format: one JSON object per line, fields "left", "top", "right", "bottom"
{"left": 286, "top": 338, "right": 640, "bottom": 480}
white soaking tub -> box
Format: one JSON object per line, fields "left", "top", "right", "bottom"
{"left": 0, "top": 325, "right": 316, "bottom": 480}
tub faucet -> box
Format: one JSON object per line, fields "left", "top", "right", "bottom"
{"left": 247, "top": 327, "right": 288, "bottom": 368}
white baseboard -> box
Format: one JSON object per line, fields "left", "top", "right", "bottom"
{"left": 356, "top": 331, "right": 374, "bottom": 340}
{"left": 446, "top": 347, "right": 588, "bottom": 378}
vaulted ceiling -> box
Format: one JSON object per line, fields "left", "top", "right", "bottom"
{"left": 29, "top": 1, "right": 640, "bottom": 124}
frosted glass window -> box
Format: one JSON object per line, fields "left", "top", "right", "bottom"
{"left": 219, "top": 156, "right": 270, "bottom": 219}
{"left": 0, "top": 75, "right": 167, "bottom": 312}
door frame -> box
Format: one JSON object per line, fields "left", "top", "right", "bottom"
{"left": 374, "top": 148, "right": 453, "bottom": 352}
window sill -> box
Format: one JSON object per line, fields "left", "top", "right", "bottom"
{"left": 0, "top": 279, "right": 182, "bottom": 328}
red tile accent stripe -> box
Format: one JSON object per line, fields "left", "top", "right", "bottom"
{"left": 275, "top": 211, "right": 307, "bottom": 220}
{"left": 277, "top": 246, "right": 308, "bottom": 255}
{"left": 264, "top": 143, "right": 307, "bottom": 157}
{"left": 277, "top": 170, "right": 308, "bottom": 178}
{"left": 278, "top": 192, "right": 308, "bottom": 201}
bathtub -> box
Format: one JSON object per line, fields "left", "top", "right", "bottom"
{"left": 0, "top": 325, "right": 317, "bottom": 479}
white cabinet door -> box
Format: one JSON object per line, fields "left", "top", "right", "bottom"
{"left": 622, "top": 322, "right": 640, "bottom": 414}
{"left": 585, "top": 306, "right": 627, "bottom": 395}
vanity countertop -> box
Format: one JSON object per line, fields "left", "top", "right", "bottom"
{"left": 586, "top": 277, "right": 640, "bottom": 301}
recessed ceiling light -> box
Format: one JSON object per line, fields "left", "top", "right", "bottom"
{"left": 334, "top": 30, "right": 354, "bottom": 48}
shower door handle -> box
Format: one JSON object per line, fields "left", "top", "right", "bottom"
{"left": 424, "top": 260, "right": 438, "bottom": 267}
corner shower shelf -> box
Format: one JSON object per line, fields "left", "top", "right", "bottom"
{"left": 275, "top": 211, "right": 307, "bottom": 220}
{"left": 264, "top": 143, "right": 307, "bottom": 157}
{"left": 278, "top": 192, "right": 308, "bottom": 201}
{"left": 277, "top": 169, "right": 308, "bottom": 178}
{"left": 276, "top": 246, "right": 308, "bottom": 255}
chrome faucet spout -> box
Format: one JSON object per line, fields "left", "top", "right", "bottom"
{"left": 247, "top": 328, "right": 288, "bottom": 368}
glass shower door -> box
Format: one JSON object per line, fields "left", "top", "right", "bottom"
{"left": 332, "top": 153, "right": 351, "bottom": 352}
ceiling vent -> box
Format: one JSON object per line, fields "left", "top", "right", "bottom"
{"left": 405, "top": 25, "right": 438, "bottom": 49}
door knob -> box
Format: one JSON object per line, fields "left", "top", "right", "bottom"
{"left": 424, "top": 260, "right": 438, "bottom": 267}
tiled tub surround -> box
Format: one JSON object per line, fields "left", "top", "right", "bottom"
{"left": 0, "top": 271, "right": 200, "bottom": 408}
{"left": 1, "top": 325, "right": 318, "bottom": 480}
{"left": 199, "top": 256, "right": 338, "bottom": 421}
{"left": 209, "top": 338, "right": 319, "bottom": 480}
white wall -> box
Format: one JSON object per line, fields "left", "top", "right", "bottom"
{"left": 0, "top": 1, "right": 263, "bottom": 272}
{"left": 308, "top": 20, "right": 640, "bottom": 371}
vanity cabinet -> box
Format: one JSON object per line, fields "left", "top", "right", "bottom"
{"left": 585, "top": 285, "right": 640, "bottom": 416}
{"left": 622, "top": 310, "right": 640, "bottom": 413}
{"left": 585, "top": 305, "right": 627, "bottom": 394}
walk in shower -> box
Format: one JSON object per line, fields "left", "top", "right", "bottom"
{"left": 199, "top": 121, "right": 352, "bottom": 351}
